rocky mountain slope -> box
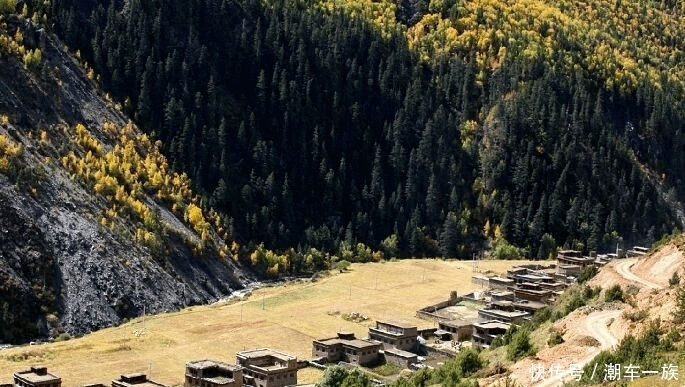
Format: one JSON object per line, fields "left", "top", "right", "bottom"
{"left": 37, "top": 0, "right": 685, "bottom": 266}
{"left": 0, "top": 14, "right": 250, "bottom": 344}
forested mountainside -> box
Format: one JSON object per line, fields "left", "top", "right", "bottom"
{"left": 14, "top": 0, "right": 685, "bottom": 273}
{"left": 0, "top": 9, "right": 248, "bottom": 343}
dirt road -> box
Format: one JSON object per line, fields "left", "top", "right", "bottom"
{"left": 614, "top": 258, "right": 663, "bottom": 290}
{"left": 581, "top": 310, "right": 620, "bottom": 349}
{"left": 530, "top": 309, "right": 622, "bottom": 387}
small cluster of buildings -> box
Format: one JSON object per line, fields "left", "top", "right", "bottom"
{"left": 431, "top": 264, "right": 568, "bottom": 349}
{"left": 3, "top": 323, "right": 425, "bottom": 387}
{"left": 4, "top": 323, "right": 424, "bottom": 387}
{"left": 426, "top": 247, "right": 650, "bottom": 350}
{"left": 3, "top": 349, "right": 301, "bottom": 387}
{"left": 556, "top": 249, "right": 609, "bottom": 277}
{"left": 4, "top": 246, "right": 652, "bottom": 386}
{"left": 312, "top": 320, "right": 419, "bottom": 369}
{"left": 557, "top": 247, "right": 647, "bottom": 276}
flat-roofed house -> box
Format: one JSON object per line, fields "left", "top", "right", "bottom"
{"left": 628, "top": 246, "right": 649, "bottom": 257}
{"left": 556, "top": 264, "right": 582, "bottom": 282}
{"left": 14, "top": 367, "right": 61, "bottom": 387}
{"left": 488, "top": 277, "right": 514, "bottom": 290}
{"left": 185, "top": 360, "right": 243, "bottom": 387}
{"left": 506, "top": 267, "right": 528, "bottom": 277}
{"left": 557, "top": 250, "right": 596, "bottom": 268}
{"left": 510, "top": 283, "right": 554, "bottom": 304}
{"left": 472, "top": 321, "right": 511, "bottom": 349}
{"left": 236, "top": 349, "right": 297, "bottom": 387}
{"left": 477, "top": 301, "right": 530, "bottom": 324}
{"left": 512, "top": 300, "right": 548, "bottom": 314}
{"left": 112, "top": 374, "right": 168, "bottom": 387}
{"left": 558, "top": 250, "right": 582, "bottom": 258}
{"left": 538, "top": 281, "right": 567, "bottom": 292}
{"left": 312, "top": 332, "right": 381, "bottom": 366}
{"left": 437, "top": 320, "right": 473, "bottom": 341}
{"left": 368, "top": 320, "right": 418, "bottom": 352}
{"left": 383, "top": 348, "right": 418, "bottom": 369}
{"left": 516, "top": 274, "right": 554, "bottom": 284}
{"left": 490, "top": 291, "right": 515, "bottom": 302}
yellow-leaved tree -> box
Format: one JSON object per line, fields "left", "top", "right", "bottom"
{"left": 0, "top": 0, "right": 17, "bottom": 15}
{"left": 0, "top": 133, "right": 22, "bottom": 173}
{"left": 185, "top": 203, "right": 209, "bottom": 234}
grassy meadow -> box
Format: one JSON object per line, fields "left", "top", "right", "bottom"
{"left": 0, "top": 259, "right": 538, "bottom": 386}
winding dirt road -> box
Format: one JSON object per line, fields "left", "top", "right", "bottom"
{"left": 532, "top": 309, "right": 622, "bottom": 387}
{"left": 581, "top": 310, "right": 620, "bottom": 349}
{"left": 614, "top": 258, "right": 664, "bottom": 290}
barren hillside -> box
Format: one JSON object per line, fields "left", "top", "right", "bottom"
{"left": 0, "top": 14, "right": 250, "bottom": 343}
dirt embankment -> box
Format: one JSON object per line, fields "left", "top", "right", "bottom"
{"left": 630, "top": 245, "right": 684, "bottom": 288}
{"left": 499, "top": 305, "right": 626, "bottom": 387}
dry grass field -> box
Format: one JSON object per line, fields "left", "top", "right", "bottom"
{"left": 0, "top": 259, "right": 538, "bottom": 387}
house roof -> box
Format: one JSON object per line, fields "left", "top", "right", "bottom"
{"left": 438, "top": 319, "right": 473, "bottom": 328}
{"left": 113, "top": 374, "right": 168, "bottom": 387}
{"left": 376, "top": 320, "right": 417, "bottom": 329}
{"left": 479, "top": 308, "right": 529, "bottom": 318}
{"left": 489, "top": 276, "right": 514, "bottom": 283}
{"left": 186, "top": 360, "right": 241, "bottom": 371}
{"left": 474, "top": 321, "right": 511, "bottom": 330}
{"left": 236, "top": 348, "right": 296, "bottom": 361}
{"left": 315, "top": 337, "right": 380, "bottom": 349}
{"left": 14, "top": 372, "right": 60, "bottom": 384}
{"left": 384, "top": 348, "right": 417, "bottom": 358}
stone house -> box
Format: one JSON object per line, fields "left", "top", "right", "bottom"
{"left": 383, "top": 348, "right": 417, "bottom": 369}
{"left": 312, "top": 332, "right": 381, "bottom": 366}
{"left": 437, "top": 320, "right": 473, "bottom": 341}
{"left": 13, "top": 367, "right": 61, "bottom": 387}
{"left": 472, "top": 321, "right": 510, "bottom": 349}
{"left": 185, "top": 360, "right": 243, "bottom": 387}
{"left": 112, "top": 374, "right": 168, "bottom": 387}
{"left": 368, "top": 320, "right": 417, "bottom": 352}
{"left": 236, "top": 349, "right": 297, "bottom": 387}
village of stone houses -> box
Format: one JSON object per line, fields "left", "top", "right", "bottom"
{"left": 1, "top": 245, "right": 662, "bottom": 387}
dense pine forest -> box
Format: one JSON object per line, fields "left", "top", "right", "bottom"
{"left": 20, "top": 0, "right": 685, "bottom": 273}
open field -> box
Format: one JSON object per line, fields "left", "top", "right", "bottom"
{"left": 0, "top": 259, "right": 538, "bottom": 387}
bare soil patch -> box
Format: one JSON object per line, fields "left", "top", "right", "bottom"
{"left": 632, "top": 244, "right": 684, "bottom": 288}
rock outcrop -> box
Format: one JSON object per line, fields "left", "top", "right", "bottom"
{"left": 0, "top": 15, "right": 250, "bottom": 343}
